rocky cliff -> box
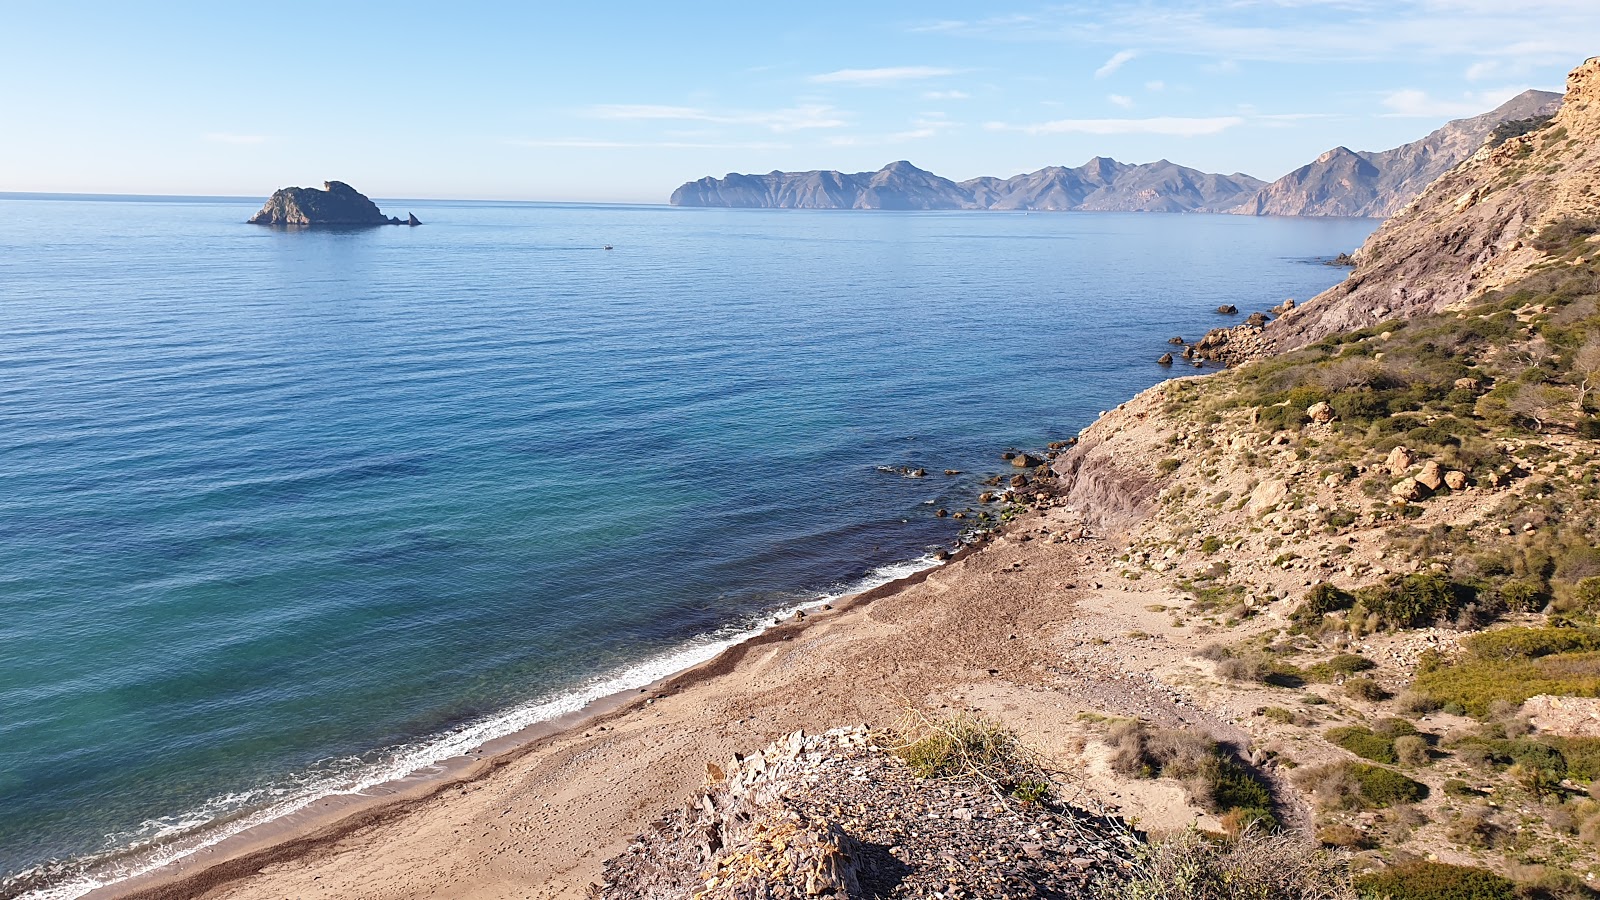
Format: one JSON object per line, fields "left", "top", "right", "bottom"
{"left": 669, "top": 158, "right": 1263, "bottom": 212}
{"left": 1259, "top": 60, "right": 1599, "bottom": 352}
{"left": 1228, "top": 90, "right": 1562, "bottom": 218}
{"left": 247, "top": 181, "right": 420, "bottom": 227}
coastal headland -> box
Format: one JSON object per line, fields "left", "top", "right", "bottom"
{"left": 101, "top": 56, "right": 1600, "bottom": 899}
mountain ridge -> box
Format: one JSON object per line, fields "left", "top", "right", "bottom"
{"left": 670, "top": 90, "right": 1562, "bottom": 217}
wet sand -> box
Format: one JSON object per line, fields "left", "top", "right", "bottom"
{"left": 101, "top": 504, "right": 1197, "bottom": 900}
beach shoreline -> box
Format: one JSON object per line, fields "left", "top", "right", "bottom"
{"left": 82, "top": 540, "right": 986, "bottom": 900}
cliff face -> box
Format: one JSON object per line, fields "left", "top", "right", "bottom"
{"left": 1229, "top": 90, "right": 1562, "bottom": 218}
{"left": 669, "top": 158, "right": 1263, "bottom": 212}
{"left": 247, "top": 181, "right": 417, "bottom": 227}
{"left": 1262, "top": 59, "right": 1600, "bottom": 351}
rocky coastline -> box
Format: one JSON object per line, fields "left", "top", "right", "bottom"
{"left": 93, "top": 55, "right": 1600, "bottom": 900}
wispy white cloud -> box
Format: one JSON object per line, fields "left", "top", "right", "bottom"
{"left": 582, "top": 103, "right": 846, "bottom": 132}
{"left": 910, "top": 1, "right": 1599, "bottom": 72}
{"left": 203, "top": 133, "right": 266, "bottom": 145}
{"left": 987, "top": 115, "right": 1245, "bottom": 136}
{"left": 1145, "top": 80, "right": 1167, "bottom": 92}
{"left": 508, "top": 138, "right": 790, "bottom": 150}
{"left": 1379, "top": 87, "right": 1522, "bottom": 117}
{"left": 922, "top": 89, "right": 971, "bottom": 100}
{"left": 1094, "top": 49, "right": 1138, "bottom": 78}
{"left": 808, "top": 66, "right": 958, "bottom": 86}
{"left": 1108, "top": 93, "right": 1135, "bottom": 108}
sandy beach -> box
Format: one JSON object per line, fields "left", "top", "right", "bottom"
{"left": 99, "top": 485, "right": 1249, "bottom": 900}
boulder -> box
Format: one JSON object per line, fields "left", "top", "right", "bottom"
{"left": 1245, "top": 479, "right": 1288, "bottom": 515}
{"left": 1306, "top": 401, "right": 1336, "bottom": 424}
{"left": 1157, "top": 353, "right": 1174, "bottom": 365}
{"left": 1245, "top": 311, "right": 1270, "bottom": 327}
{"left": 1391, "top": 477, "right": 1428, "bottom": 501}
{"left": 1385, "top": 446, "right": 1414, "bottom": 476}
{"left": 1453, "top": 377, "right": 1483, "bottom": 391}
{"left": 1011, "top": 454, "right": 1042, "bottom": 468}
{"left": 1273, "top": 298, "right": 1297, "bottom": 315}
{"left": 1216, "top": 304, "right": 1238, "bottom": 314}
{"left": 407, "top": 213, "right": 422, "bottom": 226}
{"left": 247, "top": 181, "right": 407, "bottom": 227}
{"left": 1010, "top": 474, "right": 1029, "bottom": 488}
{"left": 1444, "top": 470, "right": 1469, "bottom": 491}
{"left": 1415, "top": 460, "right": 1444, "bottom": 491}
{"left": 1167, "top": 336, "right": 1185, "bottom": 344}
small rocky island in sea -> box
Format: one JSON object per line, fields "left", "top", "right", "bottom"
{"left": 247, "top": 181, "right": 420, "bottom": 227}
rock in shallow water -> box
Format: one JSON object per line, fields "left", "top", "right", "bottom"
{"left": 248, "top": 181, "right": 417, "bottom": 227}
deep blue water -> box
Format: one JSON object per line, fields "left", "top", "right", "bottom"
{"left": 0, "top": 195, "right": 1377, "bottom": 896}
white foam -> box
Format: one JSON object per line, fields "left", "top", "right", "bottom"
{"left": 11, "top": 553, "right": 941, "bottom": 900}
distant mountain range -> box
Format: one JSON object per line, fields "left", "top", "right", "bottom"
{"left": 669, "top": 90, "right": 1563, "bottom": 217}
{"left": 1230, "top": 89, "right": 1562, "bottom": 217}
{"left": 669, "top": 158, "right": 1264, "bottom": 213}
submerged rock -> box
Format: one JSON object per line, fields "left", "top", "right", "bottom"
{"left": 248, "top": 181, "right": 417, "bottom": 227}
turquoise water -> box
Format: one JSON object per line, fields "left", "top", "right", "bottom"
{"left": 0, "top": 195, "right": 1377, "bottom": 896}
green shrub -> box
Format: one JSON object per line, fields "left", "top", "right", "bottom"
{"left": 1354, "top": 859, "right": 1516, "bottom": 900}
{"left": 1416, "top": 650, "right": 1600, "bottom": 717}
{"left": 1394, "top": 735, "right": 1431, "bottom": 766}
{"left": 1293, "top": 583, "right": 1356, "bottom": 627}
{"left": 1465, "top": 626, "right": 1600, "bottom": 660}
{"left": 1307, "top": 654, "right": 1377, "bottom": 681}
{"left": 1345, "top": 676, "right": 1391, "bottom": 702}
{"left": 1200, "top": 535, "right": 1223, "bottom": 554}
{"left": 1328, "top": 726, "right": 1398, "bottom": 763}
{"left": 1350, "top": 763, "right": 1427, "bottom": 806}
{"left": 1158, "top": 457, "right": 1182, "bottom": 475}
{"left": 1296, "top": 760, "right": 1426, "bottom": 809}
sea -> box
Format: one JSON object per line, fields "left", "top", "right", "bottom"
{"left": 0, "top": 194, "right": 1378, "bottom": 897}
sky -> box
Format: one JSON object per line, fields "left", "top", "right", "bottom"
{"left": 2, "top": 1, "right": 1597, "bottom": 202}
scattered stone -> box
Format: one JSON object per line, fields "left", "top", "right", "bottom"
{"left": 1444, "top": 470, "right": 1468, "bottom": 491}
{"left": 1272, "top": 298, "right": 1296, "bottom": 315}
{"left": 1012, "top": 454, "right": 1043, "bottom": 468}
{"left": 1157, "top": 353, "right": 1174, "bottom": 365}
{"left": 1390, "top": 477, "right": 1428, "bottom": 501}
{"left": 1010, "top": 474, "right": 1030, "bottom": 488}
{"left": 594, "top": 728, "right": 1132, "bottom": 900}
{"left": 1385, "top": 446, "right": 1414, "bottom": 476}
{"left": 1216, "top": 304, "right": 1238, "bottom": 314}
{"left": 1415, "top": 460, "right": 1444, "bottom": 491}
{"left": 1454, "top": 377, "right": 1483, "bottom": 391}
{"left": 934, "top": 509, "right": 948, "bottom": 518}
{"left": 1306, "top": 401, "right": 1335, "bottom": 424}
{"left": 1167, "top": 336, "right": 1185, "bottom": 345}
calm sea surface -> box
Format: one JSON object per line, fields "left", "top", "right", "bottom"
{"left": 0, "top": 195, "right": 1377, "bottom": 896}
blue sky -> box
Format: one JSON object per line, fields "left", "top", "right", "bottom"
{"left": 2, "top": 1, "right": 1596, "bottom": 201}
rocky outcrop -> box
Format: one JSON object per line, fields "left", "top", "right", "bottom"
{"left": 248, "top": 181, "right": 419, "bottom": 227}
{"left": 594, "top": 727, "right": 1129, "bottom": 899}
{"left": 1262, "top": 59, "right": 1600, "bottom": 352}
{"left": 670, "top": 158, "right": 1263, "bottom": 212}
{"left": 1229, "top": 90, "right": 1562, "bottom": 218}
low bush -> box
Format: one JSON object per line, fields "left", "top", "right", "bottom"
{"left": 1296, "top": 760, "right": 1427, "bottom": 809}
{"left": 1097, "top": 827, "right": 1353, "bottom": 900}
{"left": 1394, "top": 735, "right": 1432, "bottom": 767}
{"left": 1346, "top": 677, "right": 1392, "bottom": 702}
{"left": 1306, "top": 654, "right": 1377, "bottom": 681}
{"left": 1354, "top": 859, "right": 1517, "bottom": 900}
{"left": 892, "top": 711, "right": 1053, "bottom": 800}
{"left": 1293, "top": 583, "right": 1356, "bottom": 627}
{"left": 1465, "top": 626, "right": 1600, "bottom": 661}
{"left": 1105, "top": 721, "right": 1277, "bottom": 829}
{"left": 1327, "top": 726, "right": 1399, "bottom": 763}
{"left": 1414, "top": 650, "right": 1600, "bottom": 717}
